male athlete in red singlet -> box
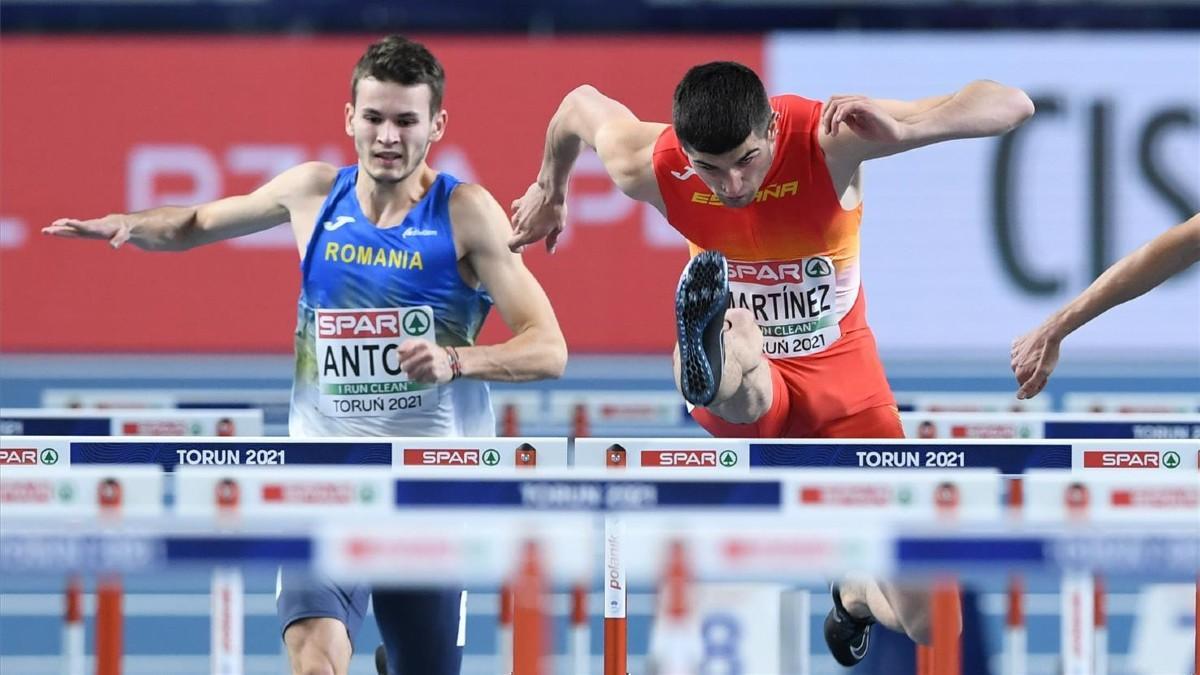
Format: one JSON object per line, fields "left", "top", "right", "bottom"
{"left": 509, "top": 62, "right": 1033, "bottom": 666}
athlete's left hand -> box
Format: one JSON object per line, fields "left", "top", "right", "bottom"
{"left": 1010, "top": 322, "right": 1062, "bottom": 400}
{"left": 509, "top": 182, "right": 566, "bottom": 254}
{"left": 822, "top": 95, "right": 906, "bottom": 143}
{"left": 398, "top": 340, "right": 454, "bottom": 384}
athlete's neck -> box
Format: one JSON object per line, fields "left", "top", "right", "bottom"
{"left": 355, "top": 164, "right": 438, "bottom": 228}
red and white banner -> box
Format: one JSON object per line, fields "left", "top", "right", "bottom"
{"left": 0, "top": 36, "right": 762, "bottom": 353}
{"left": 5, "top": 35, "right": 1195, "bottom": 359}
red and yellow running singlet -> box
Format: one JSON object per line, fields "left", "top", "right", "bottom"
{"left": 652, "top": 94, "right": 896, "bottom": 433}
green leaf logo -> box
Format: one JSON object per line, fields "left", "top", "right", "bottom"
{"left": 805, "top": 259, "right": 832, "bottom": 277}
{"left": 403, "top": 310, "right": 431, "bottom": 336}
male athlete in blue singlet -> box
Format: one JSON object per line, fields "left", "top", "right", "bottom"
{"left": 45, "top": 36, "right": 568, "bottom": 675}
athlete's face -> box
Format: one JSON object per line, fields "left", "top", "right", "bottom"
{"left": 685, "top": 120, "right": 777, "bottom": 208}
{"left": 346, "top": 78, "right": 446, "bottom": 184}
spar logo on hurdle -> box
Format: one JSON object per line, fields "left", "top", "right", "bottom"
{"left": 1082, "top": 450, "right": 1182, "bottom": 469}
{"left": 0, "top": 448, "right": 38, "bottom": 465}
{"left": 401, "top": 446, "right": 536, "bottom": 467}
{"left": 639, "top": 449, "right": 739, "bottom": 467}
{"left": 0, "top": 447, "right": 59, "bottom": 465}
{"left": 404, "top": 449, "right": 484, "bottom": 466}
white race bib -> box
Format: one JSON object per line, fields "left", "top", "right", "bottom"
{"left": 315, "top": 307, "right": 437, "bottom": 417}
{"left": 727, "top": 256, "right": 840, "bottom": 358}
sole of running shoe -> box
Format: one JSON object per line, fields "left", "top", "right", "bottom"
{"left": 675, "top": 250, "right": 729, "bottom": 407}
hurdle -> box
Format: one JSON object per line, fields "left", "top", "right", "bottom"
{"left": 603, "top": 515, "right": 627, "bottom": 675}
{"left": 512, "top": 540, "right": 548, "bottom": 675}
{"left": 5, "top": 435, "right": 1199, "bottom": 674}
{"left": 384, "top": 465, "right": 986, "bottom": 675}
{"left": 577, "top": 437, "right": 1001, "bottom": 673}
{"left": 1094, "top": 574, "right": 1107, "bottom": 675}
{"left": 652, "top": 540, "right": 695, "bottom": 675}
{"left": 0, "top": 407, "right": 266, "bottom": 437}
{"left": 569, "top": 583, "right": 590, "bottom": 675}
{"left": 0, "top": 436, "right": 568, "bottom": 675}
{"left": 0, "top": 408, "right": 266, "bottom": 675}
{"left": 573, "top": 403, "right": 591, "bottom": 439}
{"left": 39, "top": 388, "right": 290, "bottom": 436}
{"left": 497, "top": 582, "right": 513, "bottom": 674}
{"left": 502, "top": 404, "right": 521, "bottom": 437}
{"left": 63, "top": 574, "right": 84, "bottom": 675}
{"left": 1003, "top": 575, "right": 1025, "bottom": 675}
{"left": 897, "top": 410, "right": 1200, "bottom": 441}
{"left": 573, "top": 436, "right": 1200, "bottom": 674}
{"left": 4, "top": 469, "right": 1196, "bottom": 675}
{"left": 1023, "top": 469, "right": 1200, "bottom": 675}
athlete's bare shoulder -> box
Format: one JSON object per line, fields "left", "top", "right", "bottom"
{"left": 596, "top": 119, "right": 669, "bottom": 160}
{"left": 274, "top": 161, "right": 339, "bottom": 204}
{"left": 448, "top": 181, "right": 495, "bottom": 211}
{"left": 594, "top": 119, "right": 669, "bottom": 208}
{"left": 448, "top": 182, "right": 508, "bottom": 241}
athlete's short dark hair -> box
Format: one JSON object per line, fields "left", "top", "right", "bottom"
{"left": 351, "top": 35, "right": 445, "bottom": 114}
{"left": 673, "top": 62, "right": 772, "bottom": 155}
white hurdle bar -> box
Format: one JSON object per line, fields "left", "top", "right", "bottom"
{"left": 574, "top": 436, "right": 1200, "bottom": 674}
{"left": 3, "top": 507, "right": 1196, "bottom": 675}
{"left": 3, "top": 435, "right": 1198, "bottom": 674}
{"left": 0, "top": 436, "right": 568, "bottom": 675}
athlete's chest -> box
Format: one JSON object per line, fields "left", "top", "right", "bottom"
{"left": 674, "top": 199, "right": 858, "bottom": 261}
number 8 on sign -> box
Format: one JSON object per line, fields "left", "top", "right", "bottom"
{"left": 701, "top": 613, "right": 742, "bottom": 675}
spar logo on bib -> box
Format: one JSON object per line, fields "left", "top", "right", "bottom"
{"left": 805, "top": 258, "right": 832, "bottom": 277}
{"left": 402, "top": 309, "right": 430, "bottom": 336}
{"left": 316, "top": 307, "right": 437, "bottom": 418}
{"left": 727, "top": 256, "right": 841, "bottom": 358}
{"left": 318, "top": 309, "right": 404, "bottom": 339}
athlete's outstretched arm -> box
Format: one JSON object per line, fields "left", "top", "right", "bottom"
{"left": 509, "top": 85, "right": 666, "bottom": 253}
{"left": 401, "top": 184, "right": 568, "bottom": 384}
{"left": 43, "top": 162, "right": 334, "bottom": 252}
{"left": 819, "top": 80, "right": 1035, "bottom": 164}
{"left": 1010, "top": 213, "right": 1200, "bottom": 399}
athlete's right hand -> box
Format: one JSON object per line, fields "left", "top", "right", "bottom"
{"left": 1010, "top": 321, "right": 1063, "bottom": 400}
{"left": 43, "top": 216, "right": 132, "bottom": 249}
{"left": 508, "top": 183, "right": 565, "bottom": 254}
